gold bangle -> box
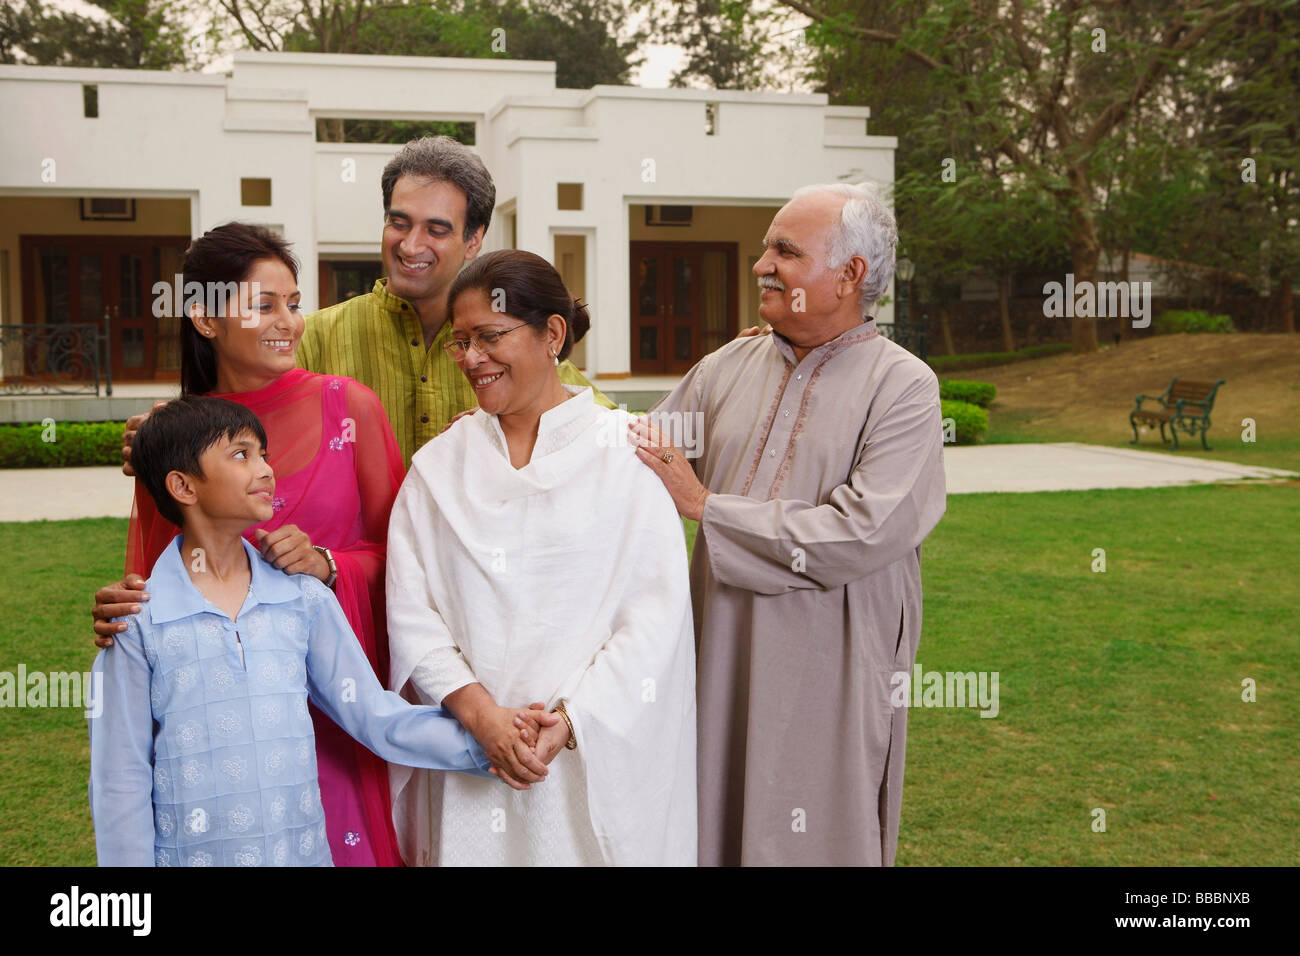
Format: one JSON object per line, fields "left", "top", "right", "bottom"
{"left": 554, "top": 701, "right": 578, "bottom": 751}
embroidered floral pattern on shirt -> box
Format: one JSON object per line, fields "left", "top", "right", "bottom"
{"left": 221, "top": 755, "right": 249, "bottom": 781}
{"left": 212, "top": 667, "right": 234, "bottom": 689}
{"left": 215, "top": 710, "right": 241, "bottom": 737}
{"left": 329, "top": 436, "right": 345, "bottom": 452}
{"left": 298, "top": 828, "right": 315, "bottom": 856}
{"left": 179, "top": 760, "right": 205, "bottom": 788}
{"left": 272, "top": 838, "right": 288, "bottom": 866}
{"left": 187, "top": 851, "right": 214, "bottom": 867}
{"left": 258, "top": 703, "right": 280, "bottom": 728}
{"left": 227, "top": 805, "right": 255, "bottom": 833}
{"left": 176, "top": 720, "right": 203, "bottom": 749}
{"left": 156, "top": 812, "right": 174, "bottom": 837}
{"left": 265, "top": 748, "right": 286, "bottom": 776}
{"left": 234, "top": 845, "right": 263, "bottom": 866}
{"left": 269, "top": 795, "right": 286, "bottom": 823}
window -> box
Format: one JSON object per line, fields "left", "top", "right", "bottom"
{"left": 241, "top": 178, "right": 272, "bottom": 207}
{"left": 705, "top": 102, "right": 718, "bottom": 135}
{"left": 83, "top": 85, "right": 98, "bottom": 118}
{"left": 557, "top": 183, "right": 583, "bottom": 211}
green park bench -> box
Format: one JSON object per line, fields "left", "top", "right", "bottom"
{"left": 1129, "top": 377, "right": 1226, "bottom": 451}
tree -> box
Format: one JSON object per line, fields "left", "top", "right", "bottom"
{"left": 2, "top": 0, "right": 190, "bottom": 69}
{"left": 778, "top": 0, "right": 1268, "bottom": 353}
{"left": 221, "top": 0, "right": 641, "bottom": 88}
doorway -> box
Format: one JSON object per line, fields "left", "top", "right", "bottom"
{"left": 630, "top": 241, "right": 737, "bottom": 373}
{"left": 20, "top": 235, "right": 190, "bottom": 380}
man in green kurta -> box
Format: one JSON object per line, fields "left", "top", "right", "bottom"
{"left": 297, "top": 136, "right": 612, "bottom": 466}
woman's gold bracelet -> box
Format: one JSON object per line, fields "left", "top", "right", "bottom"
{"left": 554, "top": 701, "right": 578, "bottom": 751}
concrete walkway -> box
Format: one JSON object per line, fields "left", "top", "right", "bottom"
{"left": 943, "top": 442, "right": 1296, "bottom": 494}
{"left": 0, "top": 442, "right": 1294, "bottom": 522}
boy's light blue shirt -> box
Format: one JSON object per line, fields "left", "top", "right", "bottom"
{"left": 89, "top": 535, "right": 491, "bottom": 867}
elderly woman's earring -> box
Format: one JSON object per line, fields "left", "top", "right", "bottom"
{"left": 552, "top": 349, "right": 559, "bottom": 367}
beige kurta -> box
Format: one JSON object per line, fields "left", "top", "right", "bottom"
{"left": 651, "top": 320, "right": 946, "bottom": 866}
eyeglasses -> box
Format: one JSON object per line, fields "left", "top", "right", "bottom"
{"left": 443, "top": 324, "right": 528, "bottom": 359}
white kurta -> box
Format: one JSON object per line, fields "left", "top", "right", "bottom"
{"left": 386, "top": 386, "right": 697, "bottom": 866}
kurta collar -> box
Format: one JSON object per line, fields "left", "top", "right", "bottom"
{"left": 147, "top": 534, "right": 302, "bottom": 625}
{"left": 372, "top": 278, "right": 456, "bottom": 346}
{"left": 770, "top": 318, "right": 879, "bottom": 365}
{"left": 483, "top": 384, "right": 596, "bottom": 463}
{"left": 371, "top": 277, "right": 413, "bottom": 315}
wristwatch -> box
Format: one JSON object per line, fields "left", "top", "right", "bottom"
{"left": 313, "top": 545, "right": 338, "bottom": 588}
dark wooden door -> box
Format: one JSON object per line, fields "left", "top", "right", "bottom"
{"left": 21, "top": 236, "right": 188, "bottom": 380}
{"left": 630, "top": 241, "right": 738, "bottom": 374}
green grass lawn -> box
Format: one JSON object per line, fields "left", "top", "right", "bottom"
{"left": 3, "top": 485, "right": 1296, "bottom": 865}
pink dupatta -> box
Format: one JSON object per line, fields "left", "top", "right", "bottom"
{"left": 126, "top": 369, "right": 408, "bottom": 866}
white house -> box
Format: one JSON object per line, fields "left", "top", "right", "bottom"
{"left": 0, "top": 51, "right": 896, "bottom": 402}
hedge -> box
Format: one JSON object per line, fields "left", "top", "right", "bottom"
{"left": 941, "top": 399, "right": 988, "bottom": 445}
{"left": 1154, "top": 309, "right": 1235, "bottom": 334}
{"left": 928, "top": 342, "right": 1072, "bottom": 373}
{"left": 0, "top": 421, "right": 125, "bottom": 468}
{"left": 939, "top": 380, "right": 997, "bottom": 408}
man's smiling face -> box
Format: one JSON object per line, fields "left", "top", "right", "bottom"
{"left": 753, "top": 190, "right": 851, "bottom": 339}
{"left": 382, "top": 175, "right": 483, "bottom": 308}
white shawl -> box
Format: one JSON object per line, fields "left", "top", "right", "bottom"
{"left": 386, "top": 387, "right": 697, "bottom": 866}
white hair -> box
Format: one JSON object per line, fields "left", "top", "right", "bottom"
{"left": 791, "top": 181, "right": 898, "bottom": 320}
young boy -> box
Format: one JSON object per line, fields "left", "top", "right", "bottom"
{"left": 89, "top": 396, "right": 493, "bottom": 866}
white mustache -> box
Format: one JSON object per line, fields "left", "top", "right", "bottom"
{"left": 758, "top": 280, "right": 785, "bottom": 292}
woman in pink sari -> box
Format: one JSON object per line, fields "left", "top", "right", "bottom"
{"left": 119, "top": 223, "right": 408, "bottom": 866}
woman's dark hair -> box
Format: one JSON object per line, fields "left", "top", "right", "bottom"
{"left": 133, "top": 396, "right": 269, "bottom": 528}
{"left": 179, "top": 222, "right": 300, "bottom": 396}
{"left": 446, "top": 250, "right": 590, "bottom": 362}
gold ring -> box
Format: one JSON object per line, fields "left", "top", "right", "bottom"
{"left": 661, "top": 452, "right": 675, "bottom": 464}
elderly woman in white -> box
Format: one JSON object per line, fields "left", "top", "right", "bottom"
{"left": 384, "top": 249, "right": 697, "bottom": 866}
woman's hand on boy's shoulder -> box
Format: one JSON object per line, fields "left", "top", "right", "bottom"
{"left": 92, "top": 575, "right": 149, "bottom": 648}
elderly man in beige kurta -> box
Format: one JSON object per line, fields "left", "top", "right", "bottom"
{"left": 630, "top": 182, "right": 946, "bottom": 866}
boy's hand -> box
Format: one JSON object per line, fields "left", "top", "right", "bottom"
{"left": 255, "top": 526, "right": 331, "bottom": 581}
{"left": 121, "top": 401, "right": 166, "bottom": 477}
{"left": 92, "top": 575, "right": 149, "bottom": 648}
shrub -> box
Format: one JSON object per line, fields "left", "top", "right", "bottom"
{"left": 1154, "top": 309, "right": 1234, "bottom": 334}
{"left": 940, "top": 380, "right": 997, "bottom": 408}
{"left": 941, "top": 399, "right": 988, "bottom": 445}
{"left": 929, "top": 343, "right": 1072, "bottom": 373}
{"left": 0, "top": 421, "right": 124, "bottom": 468}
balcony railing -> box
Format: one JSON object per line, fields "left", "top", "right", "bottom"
{"left": 0, "top": 319, "right": 112, "bottom": 396}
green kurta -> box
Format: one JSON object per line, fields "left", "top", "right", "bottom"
{"left": 297, "top": 278, "right": 614, "bottom": 466}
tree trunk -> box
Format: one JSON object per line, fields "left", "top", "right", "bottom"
{"left": 1066, "top": 166, "right": 1101, "bottom": 353}
{"left": 940, "top": 304, "right": 956, "bottom": 355}
{"left": 1281, "top": 277, "right": 1295, "bottom": 333}
{"left": 998, "top": 274, "right": 1016, "bottom": 353}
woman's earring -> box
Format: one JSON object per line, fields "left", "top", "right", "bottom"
{"left": 552, "top": 349, "right": 559, "bottom": 367}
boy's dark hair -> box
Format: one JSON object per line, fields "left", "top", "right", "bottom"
{"left": 133, "top": 396, "right": 269, "bottom": 527}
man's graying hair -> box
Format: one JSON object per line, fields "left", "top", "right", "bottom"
{"left": 793, "top": 182, "right": 897, "bottom": 320}
{"left": 381, "top": 136, "right": 497, "bottom": 242}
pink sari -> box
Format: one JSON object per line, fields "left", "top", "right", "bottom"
{"left": 126, "top": 369, "right": 408, "bottom": 866}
